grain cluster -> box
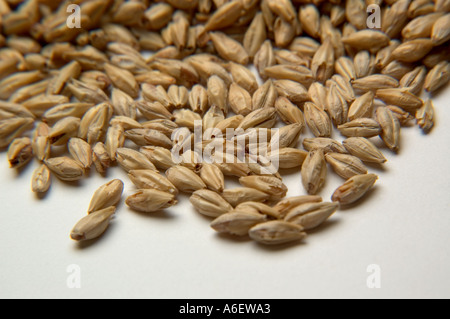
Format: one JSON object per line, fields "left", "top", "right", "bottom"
{"left": 0, "top": 0, "right": 448, "bottom": 247}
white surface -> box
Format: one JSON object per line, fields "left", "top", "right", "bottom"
{"left": 1, "top": 87, "right": 449, "bottom": 299}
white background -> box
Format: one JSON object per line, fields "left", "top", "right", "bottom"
{"left": 0, "top": 84, "right": 449, "bottom": 299}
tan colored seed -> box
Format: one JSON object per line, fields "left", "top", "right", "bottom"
{"left": 7, "top": 137, "right": 32, "bottom": 169}
{"left": 128, "top": 170, "right": 178, "bottom": 196}
{"left": 31, "top": 164, "right": 51, "bottom": 194}
{"left": 124, "top": 128, "right": 172, "bottom": 149}
{"left": 402, "top": 12, "right": 444, "bottom": 40}
{"left": 342, "top": 137, "right": 387, "bottom": 164}
{"left": 347, "top": 91, "right": 374, "bottom": 121}
{"left": 167, "top": 85, "right": 189, "bottom": 109}
{"left": 78, "top": 103, "right": 113, "bottom": 144}
{"left": 209, "top": 32, "right": 249, "bottom": 65}
{"left": 92, "top": 142, "right": 111, "bottom": 176}
{"left": 178, "top": 150, "right": 202, "bottom": 172}
{"left": 375, "top": 40, "right": 400, "bottom": 70}
{"left": 284, "top": 202, "right": 339, "bottom": 231}
{"left": 166, "top": 165, "right": 206, "bottom": 193}
{"left": 337, "top": 118, "right": 381, "bottom": 138}
{"left": 189, "top": 59, "right": 232, "bottom": 87}
{"left": 215, "top": 115, "right": 244, "bottom": 133}
{"left": 304, "top": 102, "right": 332, "bottom": 138}
{"left": 272, "top": 195, "right": 323, "bottom": 219}
{"left": 382, "top": 0, "right": 410, "bottom": 39}
{"left": 203, "top": 105, "right": 225, "bottom": 131}
{"left": 0, "top": 101, "right": 35, "bottom": 119}
{"left": 208, "top": 75, "right": 229, "bottom": 115}
{"left": 325, "top": 152, "right": 368, "bottom": 180}
{"left": 0, "top": 117, "right": 34, "bottom": 149}
{"left": 214, "top": 153, "right": 252, "bottom": 178}
{"left": 202, "top": 0, "right": 244, "bottom": 33}
{"left": 254, "top": 40, "right": 276, "bottom": 80}
{"left": 330, "top": 5, "right": 346, "bottom": 27}
{"left": 243, "top": 12, "right": 267, "bottom": 59}
{"left": 302, "top": 137, "right": 347, "bottom": 154}
{"left": 188, "top": 84, "right": 209, "bottom": 114}
{"left": 407, "top": 1, "right": 436, "bottom": 19}
{"left": 67, "top": 79, "right": 110, "bottom": 105}
{"left": 335, "top": 56, "right": 356, "bottom": 81}
{"left": 22, "top": 94, "right": 70, "bottom": 118}
{"left": 237, "top": 107, "right": 277, "bottom": 131}
{"left": 211, "top": 210, "right": 267, "bottom": 236}
{"left": 424, "top": 61, "right": 449, "bottom": 94}
{"left": 354, "top": 50, "right": 378, "bottom": 79}
{"left": 126, "top": 188, "right": 177, "bottom": 213}
{"left": 252, "top": 79, "right": 278, "bottom": 111}
{"left": 376, "top": 88, "right": 424, "bottom": 112}
{"left": 47, "top": 117, "right": 80, "bottom": 146}
{"left": 47, "top": 61, "right": 81, "bottom": 95}
{"left": 435, "top": 0, "right": 450, "bottom": 12}
{"left": 239, "top": 175, "right": 287, "bottom": 200}
{"left": 141, "top": 119, "right": 178, "bottom": 137}
{"left": 111, "top": 88, "right": 137, "bottom": 120}
{"left": 274, "top": 97, "right": 305, "bottom": 126}
{"left": 199, "top": 163, "right": 225, "bottom": 193}
{"left": 415, "top": 99, "right": 435, "bottom": 133}
{"left": 345, "top": 0, "right": 366, "bottom": 30}
{"left": 246, "top": 154, "right": 280, "bottom": 178}
{"left": 104, "top": 125, "right": 125, "bottom": 161}
{"left": 264, "top": 64, "right": 314, "bottom": 87}
{"left": 144, "top": 3, "right": 173, "bottom": 30}
{"left": 228, "top": 62, "right": 259, "bottom": 94}
{"left": 299, "top": 4, "right": 320, "bottom": 38}
{"left": 332, "top": 174, "right": 378, "bottom": 205}
{"left": 235, "top": 201, "right": 280, "bottom": 219}
{"left": 311, "top": 39, "right": 335, "bottom": 83}
{"left": 341, "top": 30, "right": 390, "bottom": 52}
{"left": 301, "top": 149, "right": 327, "bottom": 195}
{"left": 431, "top": 14, "right": 450, "bottom": 46}
{"left": 190, "top": 189, "right": 233, "bottom": 218}
{"left": 142, "top": 83, "right": 174, "bottom": 110}
{"left": 116, "top": 148, "right": 157, "bottom": 172}
{"left": 273, "top": 17, "right": 297, "bottom": 48}
{"left": 45, "top": 157, "right": 85, "bottom": 182}
{"left": 332, "top": 74, "right": 355, "bottom": 103}
{"left": 31, "top": 122, "right": 50, "bottom": 162}
{"left": 42, "top": 103, "right": 93, "bottom": 125}
{"left": 399, "top": 66, "right": 427, "bottom": 96}
{"left": 249, "top": 220, "right": 307, "bottom": 245}
{"left": 136, "top": 101, "right": 174, "bottom": 121}
{"left": 266, "top": 148, "right": 308, "bottom": 170}
{"left": 387, "top": 105, "right": 415, "bottom": 126}
{"left": 173, "top": 109, "right": 202, "bottom": 131}
{"left": 88, "top": 179, "right": 124, "bottom": 214}
{"left": 70, "top": 206, "right": 116, "bottom": 242}
{"left": 391, "top": 38, "right": 434, "bottom": 63}
{"left": 270, "top": 123, "right": 303, "bottom": 150}
{"left": 274, "top": 80, "right": 309, "bottom": 106}
{"left": 326, "top": 82, "right": 348, "bottom": 126}
{"left": 222, "top": 187, "right": 271, "bottom": 207}
{"left": 381, "top": 60, "right": 415, "bottom": 81}
{"left": 0, "top": 70, "right": 43, "bottom": 100}
{"left": 68, "top": 138, "right": 93, "bottom": 170}
{"left": 308, "top": 82, "right": 328, "bottom": 111}
{"left": 352, "top": 75, "right": 399, "bottom": 92}
{"left": 140, "top": 146, "right": 176, "bottom": 171}
{"left": 376, "top": 106, "right": 401, "bottom": 151}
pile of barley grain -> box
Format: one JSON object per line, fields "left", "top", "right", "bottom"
{"left": 0, "top": 0, "right": 449, "bottom": 246}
